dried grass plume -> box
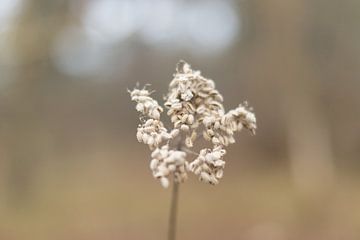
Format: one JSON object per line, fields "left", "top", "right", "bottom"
{"left": 129, "top": 61, "right": 257, "bottom": 188}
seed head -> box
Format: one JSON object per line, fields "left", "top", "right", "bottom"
{"left": 129, "top": 61, "right": 257, "bottom": 188}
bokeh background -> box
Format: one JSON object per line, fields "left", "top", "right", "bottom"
{"left": 1, "top": 0, "right": 360, "bottom": 239}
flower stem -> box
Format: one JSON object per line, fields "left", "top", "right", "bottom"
{"left": 168, "top": 181, "right": 179, "bottom": 240}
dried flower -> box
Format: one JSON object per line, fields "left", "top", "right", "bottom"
{"left": 129, "top": 61, "right": 257, "bottom": 188}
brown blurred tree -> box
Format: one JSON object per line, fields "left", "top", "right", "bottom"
{"left": 245, "top": 0, "right": 335, "bottom": 196}
{"left": 5, "top": 0, "right": 70, "bottom": 206}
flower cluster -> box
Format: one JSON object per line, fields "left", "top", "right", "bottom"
{"left": 130, "top": 87, "right": 163, "bottom": 120}
{"left": 202, "top": 102, "right": 256, "bottom": 147}
{"left": 150, "top": 145, "right": 188, "bottom": 188}
{"left": 136, "top": 119, "right": 171, "bottom": 150}
{"left": 189, "top": 146, "right": 226, "bottom": 185}
{"left": 129, "top": 61, "right": 256, "bottom": 188}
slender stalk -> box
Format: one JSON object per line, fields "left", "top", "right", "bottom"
{"left": 168, "top": 181, "right": 179, "bottom": 240}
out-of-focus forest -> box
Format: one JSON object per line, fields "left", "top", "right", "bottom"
{"left": 0, "top": 0, "right": 359, "bottom": 239}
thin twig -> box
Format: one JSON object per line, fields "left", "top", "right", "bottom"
{"left": 167, "top": 142, "right": 183, "bottom": 240}
{"left": 168, "top": 181, "right": 179, "bottom": 240}
{"left": 181, "top": 147, "right": 199, "bottom": 156}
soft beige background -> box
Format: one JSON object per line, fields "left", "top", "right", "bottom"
{"left": 0, "top": 0, "right": 359, "bottom": 239}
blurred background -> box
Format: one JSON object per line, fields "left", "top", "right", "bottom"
{"left": 0, "top": 0, "right": 360, "bottom": 239}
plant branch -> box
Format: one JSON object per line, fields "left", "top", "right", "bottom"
{"left": 181, "top": 147, "right": 199, "bottom": 156}
{"left": 168, "top": 181, "right": 179, "bottom": 240}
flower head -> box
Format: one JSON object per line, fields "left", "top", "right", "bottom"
{"left": 129, "top": 61, "right": 256, "bottom": 188}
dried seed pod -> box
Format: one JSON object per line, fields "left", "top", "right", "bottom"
{"left": 160, "top": 177, "right": 169, "bottom": 188}
{"left": 170, "top": 129, "right": 180, "bottom": 138}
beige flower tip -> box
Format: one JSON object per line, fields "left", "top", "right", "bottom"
{"left": 160, "top": 177, "right": 170, "bottom": 188}
{"left": 176, "top": 60, "right": 192, "bottom": 74}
